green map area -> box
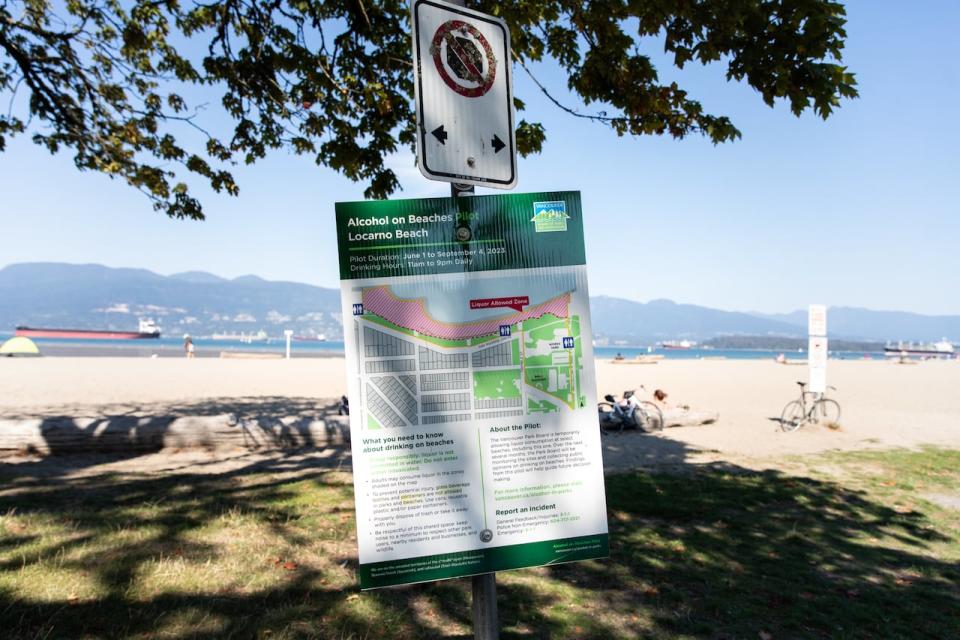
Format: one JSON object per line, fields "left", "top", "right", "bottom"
{"left": 473, "top": 370, "right": 522, "bottom": 399}
{"left": 353, "top": 290, "right": 586, "bottom": 427}
{"left": 520, "top": 314, "right": 580, "bottom": 409}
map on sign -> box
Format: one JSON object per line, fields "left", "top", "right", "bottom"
{"left": 347, "top": 273, "right": 588, "bottom": 431}
{"left": 411, "top": 0, "right": 516, "bottom": 188}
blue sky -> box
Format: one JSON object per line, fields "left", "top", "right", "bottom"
{"left": 1, "top": 1, "right": 957, "bottom": 314}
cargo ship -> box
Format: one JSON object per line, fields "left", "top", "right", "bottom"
{"left": 15, "top": 318, "right": 161, "bottom": 340}
{"left": 884, "top": 339, "right": 955, "bottom": 358}
{"left": 660, "top": 339, "right": 697, "bottom": 350}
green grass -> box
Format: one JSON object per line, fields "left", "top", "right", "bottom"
{"left": 525, "top": 366, "right": 573, "bottom": 406}
{"left": 1, "top": 448, "right": 958, "bottom": 639}
{"left": 473, "top": 369, "right": 522, "bottom": 400}
{"left": 528, "top": 398, "right": 559, "bottom": 414}
{"left": 522, "top": 314, "right": 567, "bottom": 348}
{"left": 520, "top": 354, "right": 554, "bottom": 367}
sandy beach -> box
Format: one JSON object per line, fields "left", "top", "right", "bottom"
{"left": 2, "top": 356, "right": 958, "bottom": 468}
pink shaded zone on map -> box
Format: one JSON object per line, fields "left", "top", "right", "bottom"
{"left": 362, "top": 286, "right": 571, "bottom": 341}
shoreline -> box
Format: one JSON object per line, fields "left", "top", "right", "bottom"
{"left": 3, "top": 340, "right": 904, "bottom": 361}
{"left": 16, "top": 343, "right": 345, "bottom": 358}
{"left": 1, "top": 358, "right": 958, "bottom": 463}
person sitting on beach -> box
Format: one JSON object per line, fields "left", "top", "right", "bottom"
{"left": 776, "top": 353, "right": 787, "bottom": 364}
{"left": 652, "top": 388, "right": 691, "bottom": 411}
{"left": 652, "top": 389, "right": 670, "bottom": 407}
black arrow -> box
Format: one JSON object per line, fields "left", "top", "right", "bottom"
{"left": 491, "top": 134, "right": 505, "bottom": 153}
{"left": 431, "top": 125, "right": 448, "bottom": 145}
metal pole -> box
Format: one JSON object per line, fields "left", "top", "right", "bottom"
{"left": 450, "top": 180, "right": 498, "bottom": 640}
{"left": 451, "top": 182, "right": 475, "bottom": 198}
{"left": 442, "top": 3, "right": 497, "bottom": 633}
{"left": 471, "top": 573, "right": 499, "bottom": 639}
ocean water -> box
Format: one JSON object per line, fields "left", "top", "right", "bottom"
{"left": 2, "top": 335, "right": 345, "bottom": 357}
{"left": 592, "top": 347, "right": 885, "bottom": 361}
{"left": 1, "top": 333, "right": 884, "bottom": 360}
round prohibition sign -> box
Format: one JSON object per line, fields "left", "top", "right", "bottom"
{"left": 431, "top": 20, "right": 497, "bottom": 98}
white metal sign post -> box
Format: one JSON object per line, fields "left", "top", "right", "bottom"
{"left": 808, "top": 336, "right": 828, "bottom": 393}
{"left": 808, "top": 305, "right": 827, "bottom": 393}
{"left": 412, "top": 0, "right": 517, "bottom": 189}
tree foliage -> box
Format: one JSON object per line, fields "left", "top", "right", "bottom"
{"left": 0, "top": 0, "right": 857, "bottom": 219}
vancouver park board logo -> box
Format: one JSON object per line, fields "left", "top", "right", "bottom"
{"left": 530, "top": 201, "right": 569, "bottom": 233}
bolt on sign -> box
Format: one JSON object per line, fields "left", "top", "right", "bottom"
{"left": 411, "top": 0, "right": 517, "bottom": 189}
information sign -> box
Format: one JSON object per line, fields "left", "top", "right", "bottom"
{"left": 808, "top": 304, "right": 827, "bottom": 337}
{"left": 336, "top": 191, "right": 608, "bottom": 589}
{"left": 411, "top": 0, "right": 517, "bottom": 188}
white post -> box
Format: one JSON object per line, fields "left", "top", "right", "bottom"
{"left": 808, "top": 305, "right": 827, "bottom": 393}
{"left": 284, "top": 329, "right": 293, "bottom": 359}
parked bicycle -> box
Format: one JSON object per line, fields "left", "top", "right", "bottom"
{"left": 780, "top": 381, "right": 841, "bottom": 432}
{"left": 598, "top": 388, "right": 664, "bottom": 435}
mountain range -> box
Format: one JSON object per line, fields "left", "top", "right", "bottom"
{"left": 0, "top": 262, "right": 341, "bottom": 340}
{"left": 1, "top": 262, "right": 957, "bottom": 343}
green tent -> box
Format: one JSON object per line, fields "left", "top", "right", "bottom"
{"left": 0, "top": 336, "right": 41, "bottom": 357}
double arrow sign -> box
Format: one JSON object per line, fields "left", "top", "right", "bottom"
{"left": 431, "top": 126, "right": 506, "bottom": 153}
{"left": 412, "top": 0, "right": 516, "bottom": 188}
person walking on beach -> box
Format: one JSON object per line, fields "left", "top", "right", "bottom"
{"left": 183, "top": 334, "right": 195, "bottom": 358}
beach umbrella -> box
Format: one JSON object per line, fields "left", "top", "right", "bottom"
{"left": 0, "top": 336, "right": 41, "bottom": 357}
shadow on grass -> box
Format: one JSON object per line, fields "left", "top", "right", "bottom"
{"left": 567, "top": 466, "right": 959, "bottom": 638}
{"left": 1, "top": 435, "right": 958, "bottom": 638}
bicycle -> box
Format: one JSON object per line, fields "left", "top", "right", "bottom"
{"left": 780, "top": 381, "right": 841, "bottom": 432}
{"left": 598, "top": 389, "right": 664, "bottom": 435}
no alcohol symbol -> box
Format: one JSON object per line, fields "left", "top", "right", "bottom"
{"left": 430, "top": 20, "right": 497, "bottom": 98}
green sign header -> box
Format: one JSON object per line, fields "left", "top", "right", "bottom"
{"left": 335, "top": 191, "right": 585, "bottom": 280}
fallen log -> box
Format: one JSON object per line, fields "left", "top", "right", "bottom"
{"left": 0, "top": 413, "right": 350, "bottom": 455}
{"left": 660, "top": 408, "right": 718, "bottom": 428}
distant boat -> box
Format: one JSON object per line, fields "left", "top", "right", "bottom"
{"left": 884, "top": 339, "right": 955, "bottom": 358}
{"left": 15, "top": 318, "right": 161, "bottom": 340}
{"left": 660, "top": 339, "right": 696, "bottom": 350}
